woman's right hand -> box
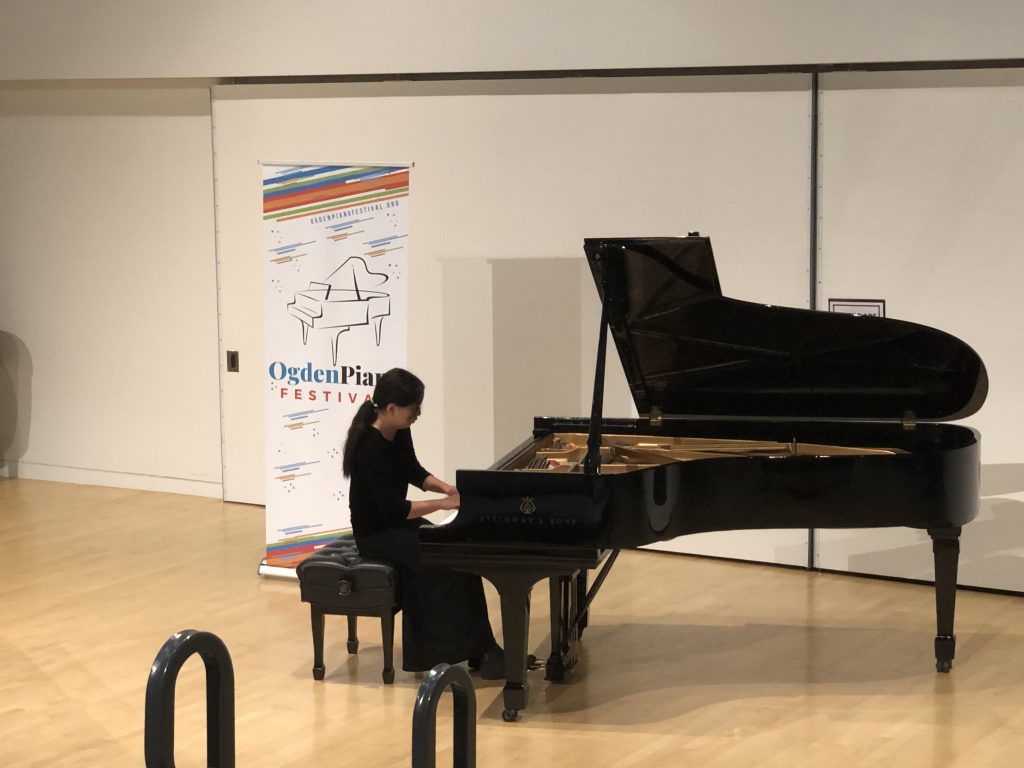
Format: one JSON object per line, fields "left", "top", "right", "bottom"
{"left": 438, "top": 492, "right": 461, "bottom": 511}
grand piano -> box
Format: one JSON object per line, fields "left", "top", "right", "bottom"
{"left": 419, "top": 234, "right": 987, "bottom": 722}
{"left": 287, "top": 256, "right": 391, "bottom": 365}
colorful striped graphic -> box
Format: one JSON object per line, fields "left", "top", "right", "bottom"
{"left": 266, "top": 525, "right": 352, "bottom": 567}
{"left": 263, "top": 165, "right": 410, "bottom": 222}
{"left": 274, "top": 459, "right": 320, "bottom": 483}
{"left": 282, "top": 407, "right": 329, "bottom": 431}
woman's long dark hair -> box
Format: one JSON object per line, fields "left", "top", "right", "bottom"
{"left": 342, "top": 367, "right": 425, "bottom": 477}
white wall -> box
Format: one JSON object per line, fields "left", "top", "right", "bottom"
{"left": 209, "top": 76, "right": 811, "bottom": 508}
{"left": 814, "top": 69, "right": 1024, "bottom": 591}
{"left": 0, "top": 83, "right": 222, "bottom": 495}
{"left": 1, "top": 7, "right": 1023, "bottom": 589}
{"left": 1, "top": 1, "right": 1023, "bottom": 80}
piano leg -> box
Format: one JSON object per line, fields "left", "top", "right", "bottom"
{"left": 488, "top": 572, "right": 540, "bottom": 722}
{"left": 547, "top": 575, "right": 576, "bottom": 682}
{"left": 929, "top": 527, "right": 961, "bottom": 673}
{"left": 419, "top": 548, "right": 608, "bottom": 720}
{"left": 576, "top": 571, "right": 589, "bottom": 638}
{"left": 547, "top": 578, "right": 564, "bottom": 681}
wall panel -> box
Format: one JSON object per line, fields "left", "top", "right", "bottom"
{"left": 212, "top": 75, "right": 812, "bottom": 572}
{"left": 0, "top": 85, "right": 222, "bottom": 495}
{"left": 816, "top": 69, "right": 1024, "bottom": 590}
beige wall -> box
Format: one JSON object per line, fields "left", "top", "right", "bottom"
{"left": 0, "top": 84, "right": 222, "bottom": 495}
{"left": 1, "top": 1, "right": 1023, "bottom": 80}
{"left": 814, "top": 69, "right": 1024, "bottom": 591}
{"left": 209, "top": 76, "right": 812, "bottom": 507}
{"left": 1, "top": 8, "right": 1023, "bottom": 588}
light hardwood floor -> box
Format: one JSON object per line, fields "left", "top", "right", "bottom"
{"left": 2, "top": 477, "right": 1023, "bottom": 767}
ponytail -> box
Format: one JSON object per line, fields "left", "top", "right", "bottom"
{"left": 342, "top": 368, "right": 425, "bottom": 478}
{"left": 342, "top": 400, "right": 378, "bottom": 477}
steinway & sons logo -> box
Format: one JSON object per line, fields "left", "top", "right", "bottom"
{"left": 482, "top": 495, "right": 579, "bottom": 527}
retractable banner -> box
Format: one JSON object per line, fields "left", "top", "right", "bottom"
{"left": 261, "top": 163, "right": 411, "bottom": 573}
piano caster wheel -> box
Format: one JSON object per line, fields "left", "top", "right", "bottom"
{"left": 347, "top": 639, "right": 359, "bottom": 654}
{"left": 936, "top": 660, "right": 952, "bottom": 673}
{"left": 313, "top": 666, "right": 325, "bottom": 681}
{"left": 382, "top": 668, "right": 395, "bottom": 684}
{"left": 502, "top": 708, "right": 519, "bottom": 722}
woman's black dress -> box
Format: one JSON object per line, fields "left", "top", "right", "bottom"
{"left": 349, "top": 427, "right": 496, "bottom": 671}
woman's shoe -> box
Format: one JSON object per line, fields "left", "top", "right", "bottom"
{"left": 477, "top": 644, "right": 505, "bottom": 680}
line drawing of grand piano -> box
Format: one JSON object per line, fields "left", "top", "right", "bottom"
{"left": 420, "top": 234, "right": 987, "bottom": 722}
{"left": 287, "top": 256, "right": 391, "bottom": 365}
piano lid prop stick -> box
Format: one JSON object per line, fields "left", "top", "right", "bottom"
{"left": 583, "top": 258, "right": 611, "bottom": 476}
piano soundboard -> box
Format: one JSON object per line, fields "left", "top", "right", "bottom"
{"left": 516, "top": 432, "right": 902, "bottom": 473}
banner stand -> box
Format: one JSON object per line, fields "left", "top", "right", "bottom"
{"left": 257, "top": 560, "right": 299, "bottom": 580}
{"left": 261, "top": 162, "right": 411, "bottom": 575}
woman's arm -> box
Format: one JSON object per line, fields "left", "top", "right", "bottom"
{"left": 407, "top": 492, "right": 460, "bottom": 519}
{"left": 422, "top": 474, "right": 457, "bottom": 496}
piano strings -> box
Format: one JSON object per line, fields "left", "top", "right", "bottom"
{"left": 516, "top": 432, "right": 903, "bottom": 474}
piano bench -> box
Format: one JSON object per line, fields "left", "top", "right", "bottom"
{"left": 296, "top": 535, "right": 400, "bottom": 684}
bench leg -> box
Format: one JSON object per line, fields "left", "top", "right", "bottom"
{"left": 347, "top": 615, "right": 359, "bottom": 654}
{"left": 311, "top": 606, "right": 326, "bottom": 681}
{"left": 381, "top": 609, "right": 396, "bottom": 684}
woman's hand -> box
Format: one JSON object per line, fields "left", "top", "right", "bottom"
{"left": 410, "top": 476, "right": 460, "bottom": 518}
{"left": 424, "top": 474, "right": 458, "bottom": 497}
{"left": 408, "top": 492, "right": 461, "bottom": 519}
{"left": 437, "top": 492, "right": 460, "bottom": 511}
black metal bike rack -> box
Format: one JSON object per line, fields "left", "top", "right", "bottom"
{"left": 411, "top": 663, "right": 477, "bottom": 768}
{"left": 145, "top": 629, "right": 235, "bottom": 768}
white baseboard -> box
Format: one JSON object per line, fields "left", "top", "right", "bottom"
{"left": 0, "top": 461, "right": 223, "bottom": 498}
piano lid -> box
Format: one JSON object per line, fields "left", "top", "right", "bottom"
{"left": 583, "top": 235, "right": 988, "bottom": 422}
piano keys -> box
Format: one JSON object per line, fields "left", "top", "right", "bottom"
{"left": 419, "top": 234, "right": 987, "bottom": 722}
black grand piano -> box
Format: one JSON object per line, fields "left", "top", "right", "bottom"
{"left": 419, "top": 234, "right": 987, "bottom": 722}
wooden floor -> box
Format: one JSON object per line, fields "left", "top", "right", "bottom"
{"left": 3, "top": 478, "right": 1024, "bottom": 767}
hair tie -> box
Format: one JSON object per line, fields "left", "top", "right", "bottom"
{"left": 370, "top": 399, "right": 380, "bottom": 409}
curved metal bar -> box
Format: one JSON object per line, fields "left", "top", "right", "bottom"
{"left": 144, "top": 629, "right": 236, "bottom": 768}
{"left": 412, "top": 663, "right": 477, "bottom": 768}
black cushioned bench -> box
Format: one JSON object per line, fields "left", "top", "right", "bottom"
{"left": 296, "top": 535, "right": 400, "bottom": 684}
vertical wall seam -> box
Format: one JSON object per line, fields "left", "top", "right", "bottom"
{"left": 209, "top": 85, "right": 228, "bottom": 501}
{"left": 807, "top": 72, "right": 821, "bottom": 571}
